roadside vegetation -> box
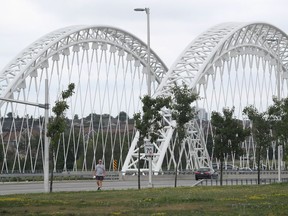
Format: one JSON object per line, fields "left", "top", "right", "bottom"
{"left": 0, "top": 183, "right": 288, "bottom": 215}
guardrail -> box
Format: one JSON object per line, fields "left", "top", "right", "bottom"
{"left": 0, "top": 171, "right": 120, "bottom": 182}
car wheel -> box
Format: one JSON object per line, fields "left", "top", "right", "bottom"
{"left": 196, "top": 177, "right": 198, "bottom": 180}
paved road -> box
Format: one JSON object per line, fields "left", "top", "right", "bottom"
{"left": 0, "top": 176, "right": 200, "bottom": 195}
{"left": 1, "top": 173, "right": 286, "bottom": 195}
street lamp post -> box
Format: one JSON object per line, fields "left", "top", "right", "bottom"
{"left": 44, "top": 79, "right": 49, "bottom": 191}
{"left": 134, "top": 7, "right": 151, "bottom": 96}
{"left": 0, "top": 79, "right": 50, "bottom": 192}
{"left": 266, "top": 38, "right": 282, "bottom": 182}
{"left": 134, "top": 7, "right": 153, "bottom": 188}
{"left": 273, "top": 39, "right": 282, "bottom": 183}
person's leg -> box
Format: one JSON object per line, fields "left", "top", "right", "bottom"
{"left": 96, "top": 178, "right": 101, "bottom": 190}
{"left": 99, "top": 180, "right": 103, "bottom": 188}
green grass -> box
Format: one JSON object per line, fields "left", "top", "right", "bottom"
{"left": 0, "top": 183, "right": 288, "bottom": 215}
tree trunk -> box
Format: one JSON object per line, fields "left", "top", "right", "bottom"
{"left": 138, "top": 141, "right": 141, "bottom": 190}
{"left": 49, "top": 149, "right": 55, "bottom": 193}
{"left": 174, "top": 162, "right": 178, "bottom": 187}
{"left": 257, "top": 148, "right": 261, "bottom": 185}
{"left": 174, "top": 143, "right": 181, "bottom": 187}
{"left": 220, "top": 159, "right": 223, "bottom": 186}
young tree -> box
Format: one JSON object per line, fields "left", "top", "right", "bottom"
{"left": 211, "top": 107, "right": 250, "bottom": 185}
{"left": 47, "top": 83, "right": 75, "bottom": 192}
{"left": 243, "top": 105, "right": 272, "bottom": 184}
{"left": 268, "top": 97, "right": 288, "bottom": 167}
{"left": 170, "top": 83, "right": 198, "bottom": 187}
{"left": 134, "top": 95, "right": 171, "bottom": 189}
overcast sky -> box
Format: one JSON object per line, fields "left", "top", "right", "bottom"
{"left": 1, "top": 0, "right": 288, "bottom": 70}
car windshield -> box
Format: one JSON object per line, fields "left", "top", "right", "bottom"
{"left": 198, "top": 168, "right": 210, "bottom": 172}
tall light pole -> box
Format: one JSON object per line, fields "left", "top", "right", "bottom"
{"left": 273, "top": 39, "right": 282, "bottom": 182}
{"left": 44, "top": 79, "right": 49, "bottom": 191}
{"left": 267, "top": 38, "right": 282, "bottom": 182}
{"left": 134, "top": 7, "right": 153, "bottom": 188}
{"left": 134, "top": 8, "right": 151, "bottom": 96}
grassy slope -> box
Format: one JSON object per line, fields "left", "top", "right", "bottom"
{"left": 0, "top": 183, "right": 288, "bottom": 215}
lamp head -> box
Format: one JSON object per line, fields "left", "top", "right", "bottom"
{"left": 134, "top": 8, "right": 145, "bottom": 11}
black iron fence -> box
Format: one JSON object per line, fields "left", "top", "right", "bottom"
{"left": 196, "top": 178, "right": 288, "bottom": 186}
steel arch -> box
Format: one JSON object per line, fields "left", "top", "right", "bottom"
{"left": 124, "top": 22, "right": 288, "bottom": 174}
{"left": 157, "top": 22, "right": 288, "bottom": 96}
{"left": 2, "top": 22, "right": 288, "bottom": 175}
{"left": 0, "top": 25, "right": 168, "bottom": 100}
{"left": 0, "top": 25, "right": 168, "bottom": 174}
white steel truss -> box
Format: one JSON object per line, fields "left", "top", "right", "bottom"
{"left": 123, "top": 22, "right": 288, "bottom": 174}
{"left": 0, "top": 26, "right": 167, "bottom": 173}
{"left": 121, "top": 109, "right": 176, "bottom": 174}
{"left": 1, "top": 22, "right": 288, "bottom": 174}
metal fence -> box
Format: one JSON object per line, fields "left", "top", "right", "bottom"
{"left": 196, "top": 178, "right": 288, "bottom": 186}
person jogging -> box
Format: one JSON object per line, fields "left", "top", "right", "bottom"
{"left": 94, "top": 159, "right": 106, "bottom": 190}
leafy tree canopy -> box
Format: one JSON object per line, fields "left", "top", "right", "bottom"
{"left": 268, "top": 97, "right": 288, "bottom": 143}
{"left": 134, "top": 95, "right": 171, "bottom": 143}
{"left": 170, "top": 83, "right": 198, "bottom": 142}
{"left": 47, "top": 83, "right": 75, "bottom": 148}
{"left": 212, "top": 107, "right": 250, "bottom": 160}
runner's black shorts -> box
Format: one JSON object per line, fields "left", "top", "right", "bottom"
{"left": 96, "top": 176, "right": 104, "bottom": 181}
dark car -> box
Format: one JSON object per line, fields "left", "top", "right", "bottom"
{"left": 194, "top": 167, "right": 218, "bottom": 180}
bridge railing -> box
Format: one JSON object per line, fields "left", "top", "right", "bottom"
{"left": 0, "top": 171, "right": 120, "bottom": 182}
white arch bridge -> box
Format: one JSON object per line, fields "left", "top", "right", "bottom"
{"left": 0, "top": 22, "right": 287, "bottom": 174}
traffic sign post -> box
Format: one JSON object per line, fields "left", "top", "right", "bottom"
{"left": 144, "top": 143, "right": 154, "bottom": 157}
{"left": 144, "top": 142, "right": 154, "bottom": 187}
{"left": 278, "top": 145, "right": 283, "bottom": 182}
